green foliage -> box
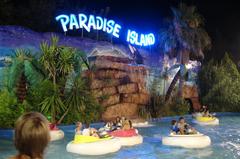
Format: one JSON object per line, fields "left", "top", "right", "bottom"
{"left": 6, "top": 49, "right": 44, "bottom": 94}
{"left": 138, "top": 105, "right": 152, "bottom": 120}
{"left": 0, "top": 89, "right": 25, "bottom": 128}
{"left": 25, "top": 80, "right": 54, "bottom": 112}
{"left": 0, "top": 35, "right": 102, "bottom": 127}
{"left": 63, "top": 75, "right": 102, "bottom": 124}
{"left": 159, "top": 3, "right": 211, "bottom": 101}
{"left": 148, "top": 76, "right": 189, "bottom": 117}
{"left": 199, "top": 53, "right": 240, "bottom": 112}
{"left": 40, "top": 91, "right": 65, "bottom": 123}
{"left": 39, "top": 35, "right": 75, "bottom": 122}
{"left": 158, "top": 96, "right": 190, "bottom": 117}
{"left": 148, "top": 93, "right": 189, "bottom": 118}
{"left": 159, "top": 3, "right": 211, "bottom": 59}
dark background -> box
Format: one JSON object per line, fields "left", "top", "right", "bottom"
{"left": 0, "top": 0, "right": 240, "bottom": 62}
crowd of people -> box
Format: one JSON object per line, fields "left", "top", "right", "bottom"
{"left": 74, "top": 116, "right": 134, "bottom": 138}
{"left": 102, "top": 116, "right": 133, "bottom": 131}
{"left": 10, "top": 109, "right": 212, "bottom": 159}
{"left": 10, "top": 112, "right": 136, "bottom": 159}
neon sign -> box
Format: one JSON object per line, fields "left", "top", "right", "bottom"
{"left": 55, "top": 13, "right": 155, "bottom": 46}
{"left": 127, "top": 29, "right": 155, "bottom": 46}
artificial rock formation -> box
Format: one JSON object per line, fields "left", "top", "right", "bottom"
{"left": 84, "top": 49, "right": 149, "bottom": 121}
{"left": 183, "top": 85, "right": 201, "bottom": 111}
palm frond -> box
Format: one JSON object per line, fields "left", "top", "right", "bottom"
{"left": 159, "top": 3, "right": 211, "bottom": 60}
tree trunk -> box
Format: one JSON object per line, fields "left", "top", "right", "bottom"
{"left": 178, "top": 75, "right": 184, "bottom": 97}
{"left": 163, "top": 79, "right": 166, "bottom": 95}
{"left": 165, "top": 70, "right": 181, "bottom": 101}
{"left": 16, "top": 73, "right": 27, "bottom": 103}
{"left": 165, "top": 46, "right": 190, "bottom": 101}
{"left": 52, "top": 72, "right": 57, "bottom": 123}
{"left": 57, "top": 108, "right": 69, "bottom": 125}
{"left": 178, "top": 50, "right": 189, "bottom": 97}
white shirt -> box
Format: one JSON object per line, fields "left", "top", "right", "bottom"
{"left": 82, "top": 128, "right": 90, "bottom": 136}
{"left": 75, "top": 129, "right": 82, "bottom": 135}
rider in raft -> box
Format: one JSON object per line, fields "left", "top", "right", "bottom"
{"left": 171, "top": 117, "right": 197, "bottom": 135}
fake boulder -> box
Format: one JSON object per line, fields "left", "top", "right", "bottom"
{"left": 84, "top": 47, "right": 150, "bottom": 121}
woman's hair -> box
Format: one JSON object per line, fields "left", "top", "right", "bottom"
{"left": 179, "top": 117, "right": 184, "bottom": 121}
{"left": 85, "top": 123, "right": 90, "bottom": 128}
{"left": 14, "top": 112, "right": 50, "bottom": 159}
{"left": 116, "top": 116, "right": 120, "bottom": 122}
{"left": 171, "top": 120, "right": 177, "bottom": 125}
{"left": 76, "top": 122, "right": 82, "bottom": 127}
{"left": 128, "top": 120, "right": 132, "bottom": 128}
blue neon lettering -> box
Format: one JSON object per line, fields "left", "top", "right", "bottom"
{"left": 69, "top": 14, "right": 79, "bottom": 30}
{"left": 55, "top": 14, "right": 69, "bottom": 32}
{"left": 88, "top": 15, "right": 96, "bottom": 30}
{"left": 112, "top": 24, "right": 121, "bottom": 38}
{"left": 135, "top": 33, "right": 141, "bottom": 46}
{"left": 126, "top": 29, "right": 131, "bottom": 42}
{"left": 140, "top": 34, "right": 146, "bottom": 46}
{"left": 148, "top": 33, "right": 155, "bottom": 45}
{"left": 78, "top": 14, "right": 89, "bottom": 32}
{"left": 126, "top": 29, "right": 155, "bottom": 46}
{"left": 55, "top": 13, "right": 155, "bottom": 46}
{"left": 130, "top": 30, "right": 136, "bottom": 44}
{"left": 106, "top": 20, "right": 115, "bottom": 34}
{"left": 96, "top": 16, "right": 103, "bottom": 30}
{"left": 103, "top": 18, "right": 107, "bottom": 32}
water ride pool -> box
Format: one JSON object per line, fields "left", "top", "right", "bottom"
{"left": 1, "top": 114, "right": 240, "bottom": 159}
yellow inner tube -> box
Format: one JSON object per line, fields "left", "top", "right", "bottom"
{"left": 196, "top": 116, "right": 216, "bottom": 122}
{"left": 72, "top": 135, "right": 112, "bottom": 144}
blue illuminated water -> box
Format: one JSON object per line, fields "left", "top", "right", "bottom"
{"left": 1, "top": 114, "right": 240, "bottom": 159}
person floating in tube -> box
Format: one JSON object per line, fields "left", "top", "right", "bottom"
{"left": 200, "top": 105, "right": 213, "bottom": 117}
{"left": 177, "top": 117, "right": 197, "bottom": 135}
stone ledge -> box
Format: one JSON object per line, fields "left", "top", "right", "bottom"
{"left": 117, "top": 83, "right": 138, "bottom": 94}
{"left": 102, "top": 103, "right": 139, "bottom": 121}
{"left": 121, "top": 93, "right": 149, "bottom": 105}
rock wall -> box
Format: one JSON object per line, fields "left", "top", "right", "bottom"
{"left": 84, "top": 55, "right": 149, "bottom": 121}
{"left": 182, "top": 85, "right": 199, "bottom": 98}
{"left": 182, "top": 85, "right": 201, "bottom": 111}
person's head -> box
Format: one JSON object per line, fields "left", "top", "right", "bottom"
{"left": 76, "top": 122, "right": 82, "bottom": 128}
{"left": 105, "top": 122, "right": 110, "bottom": 127}
{"left": 171, "top": 120, "right": 177, "bottom": 125}
{"left": 116, "top": 116, "right": 121, "bottom": 122}
{"left": 85, "top": 123, "right": 90, "bottom": 128}
{"left": 122, "top": 120, "right": 131, "bottom": 130}
{"left": 14, "top": 112, "right": 50, "bottom": 158}
{"left": 91, "top": 128, "right": 97, "bottom": 134}
{"left": 179, "top": 117, "right": 185, "bottom": 124}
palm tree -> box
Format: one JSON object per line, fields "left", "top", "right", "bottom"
{"left": 39, "top": 35, "right": 76, "bottom": 123}
{"left": 7, "top": 49, "right": 44, "bottom": 103}
{"left": 165, "top": 64, "right": 188, "bottom": 101}
{"left": 57, "top": 74, "right": 101, "bottom": 124}
{"left": 159, "top": 3, "right": 211, "bottom": 101}
{"left": 162, "top": 67, "right": 169, "bottom": 95}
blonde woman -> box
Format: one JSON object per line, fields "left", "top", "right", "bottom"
{"left": 75, "top": 122, "right": 82, "bottom": 135}
{"left": 10, "top": 112, "right": 50, "bottom": 159}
